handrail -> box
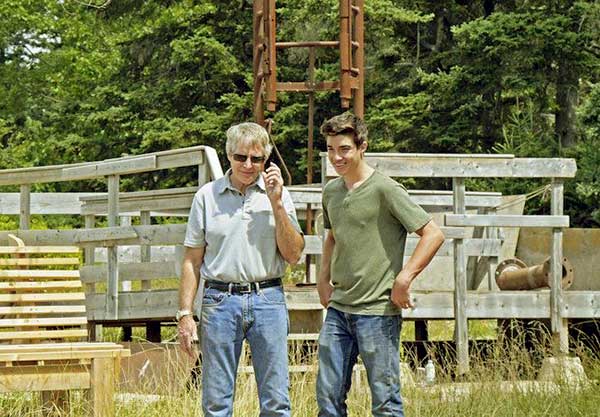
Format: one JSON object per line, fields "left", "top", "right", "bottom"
{"left": 0, "top": 145, "right": 218, "bottom": 185}
{"left": 320, "top": 153, "right": 577, "bottom": 178}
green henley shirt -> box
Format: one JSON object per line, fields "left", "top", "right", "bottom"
{"left": 323, "top": 170, "right": 431, "bottom": 315}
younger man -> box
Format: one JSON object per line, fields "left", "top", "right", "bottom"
{"left": 316, "top": 112, "right": 445, "bottom": 417}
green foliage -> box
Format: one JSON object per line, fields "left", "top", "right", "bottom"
{"left": 0, "top": 0, "right": 598, "bottom": 224}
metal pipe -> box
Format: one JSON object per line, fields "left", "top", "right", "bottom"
{"left": 495, "top": 257, "right": 574, "bottom": 290}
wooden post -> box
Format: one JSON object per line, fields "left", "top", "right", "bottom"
{"left": 415, "top": 320, "right": 429, "bottom": 364}
{"left": 304, "top": 47, "right": 316, "bottom": 284}
{"left": 84, "top": 214, "right": 101, "bottom": 340}
{"left": 88, "top": 357, "right": 116, "bottom": 417}
{"left": 140, "top": 211, "right": 152, "bottom": 291}
{"left": 19, "top": 184, "right": 31, "bottom": 230}
{"left": 140, "top": 210, "right": 160, "bottom": 341}
{"left": 106, "top": 175, "right": 119, "bottom": 320}
{"left": 550, "top": 179, "right": 568, "bottom": 354}
{"left": 198, "top": 160, "right": 210, "bottom": 186}
{"left": 453, "top": 177, "right": 469, "bottom": 375}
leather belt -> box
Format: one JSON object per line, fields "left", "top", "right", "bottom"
{"left": 204, "top": 278, "right": 282, "bottom": 294}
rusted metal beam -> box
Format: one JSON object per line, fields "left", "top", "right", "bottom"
{"left": 253, "top": 0, "right": 265, "bottom": 125}
{"left": 353, "top": 0, "right": 365, "bottom": 117}
{"left": 339, "top": 0, "right": 352, "bottom": 108}
{"left": 265, "top": 0, "right": 277, "bottom": 112}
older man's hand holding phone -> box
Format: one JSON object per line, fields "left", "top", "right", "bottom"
{"left": 262, "top": 161, "right": 284, "bottom": 204}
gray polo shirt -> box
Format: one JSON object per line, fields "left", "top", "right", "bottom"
{"left": 184, "top": 169, "right": 302, "bottom": 283}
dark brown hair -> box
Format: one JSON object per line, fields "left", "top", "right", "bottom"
{"left": 320, "top": 112, "right": 368, "bottom": 147}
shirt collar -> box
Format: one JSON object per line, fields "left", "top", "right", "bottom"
{"left": 218, "top": 169, "right": 266, "bottom": 194}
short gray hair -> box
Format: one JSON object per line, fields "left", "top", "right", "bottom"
{"left": 225, "top": 122, "right": 272, "bottom": 157}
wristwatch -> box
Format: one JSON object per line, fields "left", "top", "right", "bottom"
{"left": 175, "top": 309, "right": 193, "bottom": 322}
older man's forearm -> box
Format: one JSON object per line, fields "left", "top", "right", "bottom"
{"left": 273, "top": 203, "right": 304, "bottom": 264}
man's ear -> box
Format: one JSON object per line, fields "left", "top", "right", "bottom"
{"left": 359, "top": 141, "right": 368, "bottom": 153}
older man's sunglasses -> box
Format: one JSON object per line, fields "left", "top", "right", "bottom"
{"left": 232, "top": 153, "right": 266, "bottom": 164}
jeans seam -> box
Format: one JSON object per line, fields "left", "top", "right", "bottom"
{"left": 340, "top": 316, "right": 351, "bottom": 409}
{"left": 384, "top": 316, "right": 396, "bottom": 417}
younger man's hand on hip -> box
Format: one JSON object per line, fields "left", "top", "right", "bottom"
{"left": 391, "top": 276, "right": 414, "bottom": 309}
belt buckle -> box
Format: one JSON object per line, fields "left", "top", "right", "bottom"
{"left": 239, "top": 283, "right": 252, "bottom": 294}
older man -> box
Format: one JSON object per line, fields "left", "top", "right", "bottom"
{"left": 177, "top": 122, "right": 304, "bottom": 417}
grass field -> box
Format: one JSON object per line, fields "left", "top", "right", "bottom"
{"left": 1, "top": 321, "right": 599, "bottom": 417}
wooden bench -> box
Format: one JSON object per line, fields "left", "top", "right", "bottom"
{"left": 0, "top": 235, "right": 130, "bottom": 417}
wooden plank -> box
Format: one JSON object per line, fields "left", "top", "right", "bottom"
{"left": 76, "top": 226, "right": 138, "bottom": 244}
{"left": 80, "top": 261, "right": 177, "bottom": 284}
{"left": 0, "top": 292, "right": 86, "bottom": 302}
{"left": 81, "top": 193, "right": 194, "bottom": 215}
{"left": 0, "top": 162, "right": 88, "bottom": 187}
{"left": 402, "top": 291, "right": 553, "bottom": 319}
{"left": 0, "top": 349, "right": 124, "bottom": 362}
{"left": 0, "top": 270, "right": 79, "bottom": 279}
{"left": 63, "top": 156, "right": 156, "bottom": 179}
{"left": 0, "top": 329, "right": 88, "bottom": 341}
{"left": 86, "top": 290, "right": 178, "bottom": 321}
{"left": 84, "top": 288, "right": 600, "bottom": 322}
{"left": 0, "top": 145, "right": 218, "bottom": 186}
{"left": 0, "top": 365, "right": 89, "bottom": 392}
{"left": 0, "top": 280, "right": 82, "bottom": 290}
{"left": 0, "top": 342, "right": 128, "bottom": 353}
{"left": 445, "top": 214, "right": 569, "bottom": 228}
{"left": 303, "top": 235, "right": 502, "bottom": 258}
{"left": 465, "top": 291, "right": 550, "bottom": 318}
{"left": 0, "top": 257, "right": 79, "bottom": 266}
{"left": 0, "top": 192, "right": 96, "bottom": 215}
{"left": 0, "top": 225, "right": 186, "bottom": 247}
{"left": 0, "top": 246, "right": 80, "bottom": 254}
{"left": 322, "top": 154, "right": 577, "bottom": 178}
{"left": 562, "top": 291, "right": 600, "bottom": 318}
{"left": 155, "top": 148, "right": 205, "bottom": 171}
{"left": 0, "top": 305, "right": 86, "bottom": 315}
{"left": 0, "top": 317, "right": 87, "bottom": 328}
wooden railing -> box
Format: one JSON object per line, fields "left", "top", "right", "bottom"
{"left": 0, "top": 146, "right": 223, "bottom": 330}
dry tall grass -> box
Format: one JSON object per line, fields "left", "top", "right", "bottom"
{"left": 2, "top": 324, "right": 599, "bottom": 416}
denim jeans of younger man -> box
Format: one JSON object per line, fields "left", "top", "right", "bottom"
{"left": 317, "top": 307, "right": 404, "bottom": 417}
{"left": 200, "top": 285, "right": 290, "bottom": 417}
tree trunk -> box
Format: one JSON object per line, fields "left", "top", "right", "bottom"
{"left": 556, "top": 61, "right": 578, "bottom": 149}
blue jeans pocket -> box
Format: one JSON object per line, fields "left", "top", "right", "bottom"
{"left": 259, "top": 286, "right": 286, "bottom": 304}
{"left": 202, "top": 287, "right": 227, "bottom": 307}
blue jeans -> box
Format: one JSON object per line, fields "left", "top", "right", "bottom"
{"left": 317, "top": 307, "right": 404, "bottom": 417}
{"left": 200, "top": 285, "right": 290, "bottom": 417}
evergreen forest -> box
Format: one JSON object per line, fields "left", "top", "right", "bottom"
{"left": 1, "top": 0, "right": 599, "bottom": 226}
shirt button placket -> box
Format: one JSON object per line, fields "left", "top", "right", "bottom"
{"left": 242, "top": 192, "right": 250, "bottom": 220}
